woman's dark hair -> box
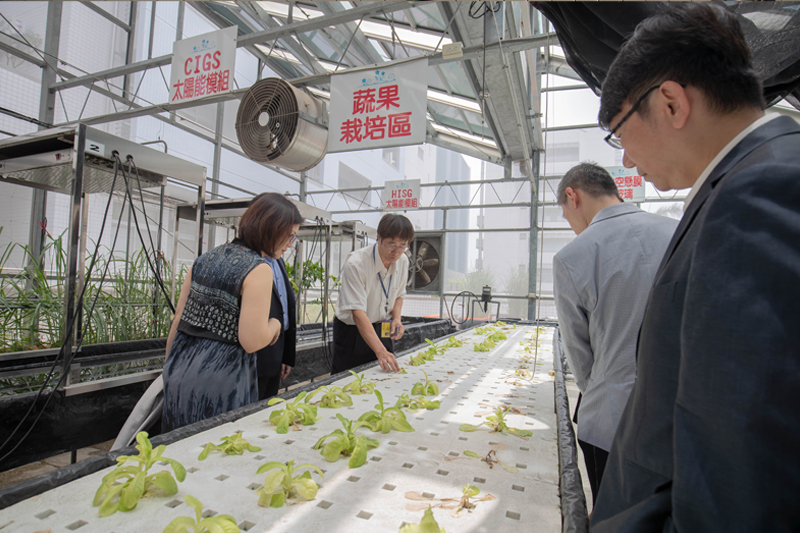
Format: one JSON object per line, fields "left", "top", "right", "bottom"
{"left": 377, "top": 213, "right": 414, "bottom": 242}
{"left": 599, "top": 3, "right": 764, "bottom": 129}
{"left": 238, "top": 193, "right": 303, "bottom": 255}
{"left": 558, "top": 162, "right": 622, "bottom": 204}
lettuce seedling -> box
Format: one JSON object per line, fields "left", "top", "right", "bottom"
{"left": 162, "top": 494, "right": 239, "bottom": 533}
{"left": 394, "top": 393, "right": 441, "bottom": 411}
{"left": 425, "top": 338, "right": 447, "bottom": 354}
{"left": 342, "top": 370, "right": 376, "bottom": 395}
{"left": 411, "top": 370, "right": 439, "bottom": 396}
{"left": 399, "top": 506, "right": 445, "bottom": 533}
{"left": 473, "top": 339, "right": 496, "bottom": 352}
{"left": 315, "top": 385, "right": 353, "bottom": 408}
{"left": 268, "top": 390, "right": 320, "bottom": 433}
{"left": 408, "top": 354, "right": 427, "bottom": 366}
{"left": 358, "top": 390, "right": 415, "bottom": 434}
{"left": 487, "top": 330, "right": 507, "bottom": 342}
{"left": 313, "top": 413, "right": 379, "bottom": 468}
{"left": 255, "top": 459, "right": 324, "bottom": 508}
{"left": 94, "top": 431, "right": 186, "bottom": 517}
{"left": 475, "top": 325, "right": 495, "bottom": 335}
{"left": 459, "top": 405, "right": 533, "bottom": 438}
{"left": 463, "top": 449, "right": 519, "bottom": 473}
{"left": 198, "top": 433, "right": 261, "bottom": 461}
{"left": 442, "top": 336, "right": 464, "bottom": 348}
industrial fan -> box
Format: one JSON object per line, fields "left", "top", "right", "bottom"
{"left": 235, "top": 77, "right": 327, "bottom": 172}
{"left": 406, "top": 234, "right": 442, "bottom": 292}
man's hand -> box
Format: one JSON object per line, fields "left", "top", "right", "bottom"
{"left": 376, "top": 349, "right": 401, "bottom": 373}
{"left": 390, "top": 318, "right": 404, "bottom": 340}
{"left": 280, "top": 364, "right": 291, "bottom": 381}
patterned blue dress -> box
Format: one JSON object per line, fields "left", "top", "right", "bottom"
{"left": 162, "top": 240, "right": 265, "bottom": 432}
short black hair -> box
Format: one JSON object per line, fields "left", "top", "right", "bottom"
{"left": 377, "top": 213, "right": 414, "bottom": 242}
{"left": 238, "top": 193, "right": 303, "bottom": 256}
{"left": 599, "top": 3, "right": 764, "bottom": 129}
{"left": 557, "top": 162, "right": 621, "bottom": 205}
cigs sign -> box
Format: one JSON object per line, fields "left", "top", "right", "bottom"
{"left": 169, "top": 26, "right": 237, "bottom": 104}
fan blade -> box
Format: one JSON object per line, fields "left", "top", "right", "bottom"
{"left": 419, "top": 270, "right": 432, "bottom": 284}
{"left": 418, "top": 242, "right": 430, "bottom": 258}
{"left": 422, "top": 259, "right": 439, "bottom": 268}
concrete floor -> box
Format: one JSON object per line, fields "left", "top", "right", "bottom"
{"left": 0, "top": 440, "right": 115, "bottom": 491}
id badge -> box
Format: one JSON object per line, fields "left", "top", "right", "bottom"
{"left": 381, "top": 319, "right": 391, "bottom": 338}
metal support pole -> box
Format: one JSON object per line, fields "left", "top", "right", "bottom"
{"left": 171, "top": 212, "right": 181, "bottom": 303}
{"left": 440, "top": 208, "right": 447, "bottom": 319}
{"left": 208, "top": 102, "right": 224, "bottom": 250}
{"left": 122, "top": 1, "right": 138, "bottom": 101}
{"left": 528, "top": 151, "right": 541, "bottom": 321}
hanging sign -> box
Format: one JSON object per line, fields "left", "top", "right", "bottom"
{"left": 382, "top": 179, "right": 421, "bottom": 211}
{"left": 328, "top": 59, "right": 428, "bottom": 153}
{"left": 606, "top": 166, "right": 646, "bottom": 202}
{"left": 169, "top": 26, "right": 237, "bottom": 104}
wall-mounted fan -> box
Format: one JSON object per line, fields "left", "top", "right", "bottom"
{"left": 406, "top": 233, "right": 442, "bottom": 293}
{"left": 235, "top": 77, "right": 327, "bottom": 172}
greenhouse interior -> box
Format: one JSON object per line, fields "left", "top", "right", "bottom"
{"left": 0, "top": 2, "right": 798, "bottom": 532}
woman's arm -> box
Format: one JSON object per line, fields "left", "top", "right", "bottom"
{"left": 239, "top": 263, "right": 282, "bottom": 353}
{"left": 165, "top": 266, "right": 193, "bottom": 360}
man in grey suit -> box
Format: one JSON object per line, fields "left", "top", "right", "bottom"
{"left": 592, "top": 4, "right": 800, "bottom": 531}
{"left": 554, "top": 163, "right": 677, "bottom": 504}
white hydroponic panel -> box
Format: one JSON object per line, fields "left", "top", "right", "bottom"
{"left": 0, "top": 325, "right": 559, "bottom": 533}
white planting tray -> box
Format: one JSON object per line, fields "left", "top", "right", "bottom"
{"left": 0, "top": 325, "right": 560, "bottom": 533}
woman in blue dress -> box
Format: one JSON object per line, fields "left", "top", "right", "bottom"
{"left": 161, "top": 193, "right": 302, "bottom": 431}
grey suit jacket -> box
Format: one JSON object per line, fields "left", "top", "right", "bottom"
{"left": 554, "top": 203, "right": 678, "bottom": 451}
{"left": 592, "top": 116, "right": 800, "bottom": 532}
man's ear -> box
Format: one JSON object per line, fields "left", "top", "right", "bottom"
{"left": 565, "top": 187, "right": 580, "bottom": 208}
{"left": 659, "top": 81, "right": 690, "bottom": 130}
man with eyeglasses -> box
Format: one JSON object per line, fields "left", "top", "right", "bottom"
{"left": 332, "top": 213, "right": 413, "bottom": 374}
{"left": 591, "top": 4, "right": 800, "bottom": 531}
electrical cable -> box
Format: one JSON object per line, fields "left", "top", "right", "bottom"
{"left": 448, "top": 291, "right": 482, "bottom": 326}
{"left": 0, "top": 153, "right": 127, "bottom": 460}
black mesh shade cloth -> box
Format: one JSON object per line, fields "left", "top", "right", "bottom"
{"left": 533, "top": 2, "right": 800, "bottom": 111}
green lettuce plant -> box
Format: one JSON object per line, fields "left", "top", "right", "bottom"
{"left": 459, "top": 406, "right": 533, "bottom": 438}
{"left": 198, "top": 433, "right": 261, "bottom": 460}
{"left": 442, "top": 336, "right": 464, "bottom": 348}
{"left": 487, "top": 330, "right": 507, "bottom": 342}
{"left": 162, "top": 495, "right": 239, "bottom": 533}
{"left": 473, "top": 339, "right": 496, "bottom": 352}
{"left": 394, "top": 393, "right": 441, "bottom": 411}
{"left": 313, "top": 413, "right": 379, "bottom": 468}
{"left": 399, "top": 506, "right": 445, "bottom": 533}
{"left": 408, "top": 354, "right": 427, "bottom": 366}
{"left": 255, "top": 459, "right": 324, "bottom": 507}
{"left": 93, "top": 432, "right": 186, "bottom": 517}
{"left": 411, "top": 370, "right": 439, "bottom": 396}
{"left": 342, "top": 370, "right": 376, "bottom": 395}
{"left": 358, "top": 390, "right": 415, "bottom": 434}
{"left": 267, "top": 390, "right": 320, "bottom": 433}
{"left": 315, "top": 385, "right": 353, "bottom": 408}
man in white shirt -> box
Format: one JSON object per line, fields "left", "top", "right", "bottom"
{"left": 591, "top": 4, "right": 800, "bottom": 531}
{"left": 332, "top": 214, "right": 413, "bottom": 374}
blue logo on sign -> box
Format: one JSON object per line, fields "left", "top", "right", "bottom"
{"left": 192, "top": 38, "right": 217, "bottom": 54}
{"left": 361, "top": 70, "right": 396, "bottom": 87}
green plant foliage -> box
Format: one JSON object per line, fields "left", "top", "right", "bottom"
{"left": 399, "top": 506, "right": 446, "bottom": 533}
{"left": 473, "top": 339, "right": 496, "bottom": 352}
{"left": 410, "top": 370, "right": 439, "bottom": 396}
{"left": 315, "top": 385, "right": 353, "bottom": 408}
{"left": 442, "top": 336, "right": 464, "bottom": 348}
{"left": 93, "top": 432, "right": 186, "bottom": 517}
{"left": 408, "top": 354, "right": 427, "bottom": 366}
{"left": 267, "top": 391, "right": 320, "bottom": 433}
{"left": 358, "top": 390, "right": 415, "bottom": 434}
{"left": 342, "top": 370, "right": 376, "bottom": 395}
{"left": 255, "top": 459, "right": 324, "bottom": 508}
{"left": 463, "top": 449, "right": 519, "bottom": 473}
{"left": 459, "top": 406, "right": 533, "bottom": 438}
{"left": 394, "top": 393, "right": 441, "bottom": 411}
{"left": 487, "top": 330, "right": 507, "bottom": 342}
{"left": 474, "top": 325, "right": 495, "bottom": 336}
{"left": 198, "top": 433, "right": 261, "bottom": 461}
{"left": 313, "top": 413, "right": 379, "bottom": 468}
{"left": 162, "top": 495, "right": 239, "bottom": 533}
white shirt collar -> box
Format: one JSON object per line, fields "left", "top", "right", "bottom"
{"left": 684, "top": 113, "right": 780, "bottom": 212}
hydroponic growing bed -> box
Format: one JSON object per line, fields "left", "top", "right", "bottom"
{"left": 0, "top": 325, "right": 559, "bottom": 533}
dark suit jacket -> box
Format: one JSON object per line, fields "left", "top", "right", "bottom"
{"left": 592, "top": 116, "right": 800, "bottom": 532}
{"left": 256, "top": 258, "right": 296, "bottom": 378}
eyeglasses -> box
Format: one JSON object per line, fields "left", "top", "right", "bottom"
{"left": 604, "top": 85, "right": 660, "bottom": 149}
{"left": 287, "top": 233, "right": 297, "bottom": 245}
{"left": 383, "top": 242, "right": 408, "bottom": 252}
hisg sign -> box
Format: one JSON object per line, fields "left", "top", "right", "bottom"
{"left": 382, "top": 179, "right": 421, "bottom": 211}
{"left": 170, "top": 26, "right": 237, "bottom": 104}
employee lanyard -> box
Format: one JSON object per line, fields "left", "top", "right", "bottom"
{"left": 373, "top": 244, "right": 392, "bottom": 315}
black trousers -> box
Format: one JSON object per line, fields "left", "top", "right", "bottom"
{"left": 331, "top": 317, "right": 393, "bottom": 375}
{"left": 578, "top": 438, "right": 609, "bottom": 505}
{"left": 257, "top": 373, "right": 281, "bottom": 401}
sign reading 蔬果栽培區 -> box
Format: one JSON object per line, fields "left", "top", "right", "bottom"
{"left": 382, "top": 179, "right": 421, "bottom": 211}
{"left": 328, "top": 59, "right": 428, "bottom": 153}
{"left": 606, "top": 166, "right": 646, "bottom": 202}
{"left": 169, "top": 26, "right": 237, "bottom": 104}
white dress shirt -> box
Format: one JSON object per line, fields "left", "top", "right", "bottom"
{"left": 684, "top": 113, "right": 780, "bottom": 211}
{"left": 335, "top": 243, "right": 409, "bottom": 325}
